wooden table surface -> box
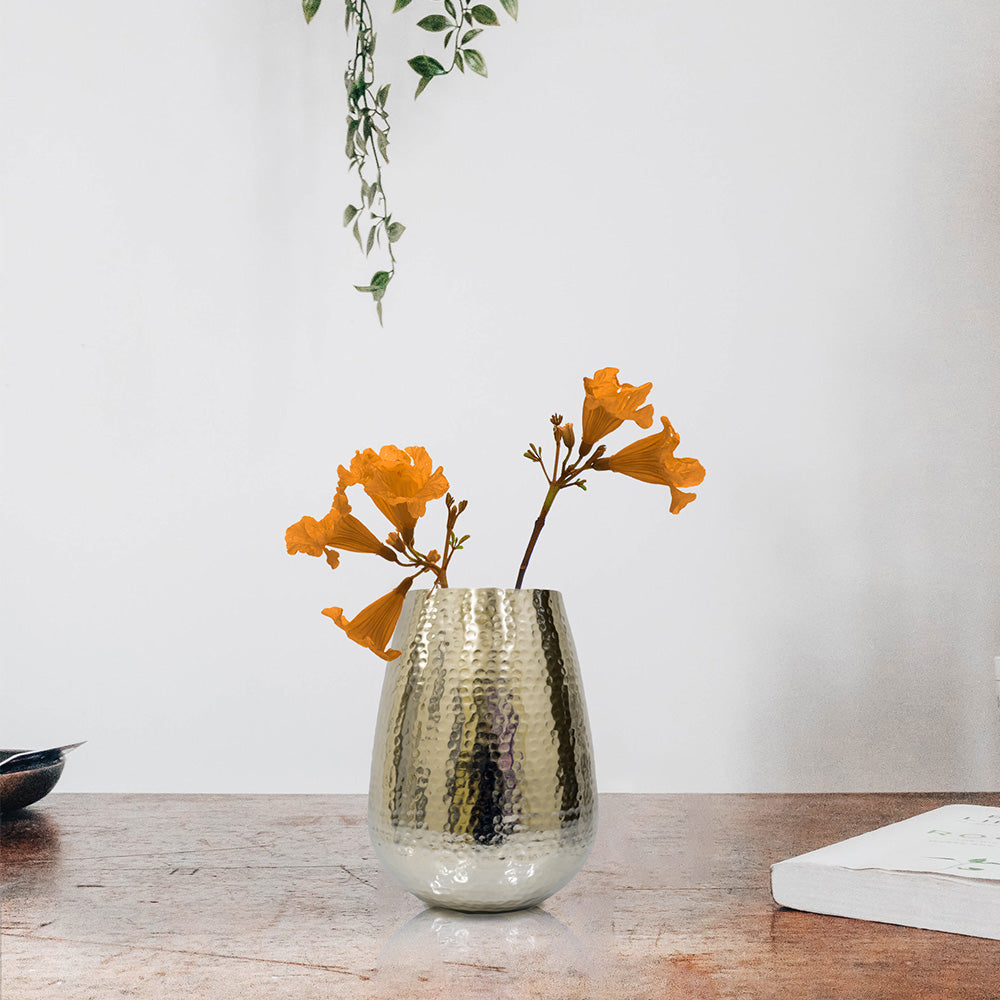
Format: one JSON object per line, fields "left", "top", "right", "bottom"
{"left": 3, "top": 792, "right": 1000, "bottom": 999}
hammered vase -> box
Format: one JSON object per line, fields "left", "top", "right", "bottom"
{"left": 368, "top": 588, "right": 597, "bottom": 912}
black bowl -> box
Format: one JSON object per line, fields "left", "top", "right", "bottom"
{"left": 0, "top": 750, "right": 68, "bottom": 815}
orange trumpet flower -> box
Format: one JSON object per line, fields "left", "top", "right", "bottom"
{"left": 285, "top": 491, "right": 396, "bottom": 562}
{"left": 593, "top": 416, "right": 705, "bottom": 513}
{"left": 579, "top": 367, "right": 655, "bottom": 454}
{"left": 322, "top": 577, "right": 414, "bottom": 661}
{"left": 338, "top": 445, "right": 448, "bottom": 542}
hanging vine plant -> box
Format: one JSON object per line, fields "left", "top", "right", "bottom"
{"left": 303, "top": 0, "right": 519, "bottom": 324}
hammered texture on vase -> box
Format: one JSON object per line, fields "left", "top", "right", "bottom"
{"left": 368, "top": 588, "right": 597, "bottom": 912}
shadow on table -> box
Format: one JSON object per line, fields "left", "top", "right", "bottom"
{"left": 0, "top": 808, "right": 61, "bottom": 861}
{"left": 0, "top": 808, "right": 61, "bottom": 900}
{"left": 373, "top": 906, "right": 592, "bottom": 998}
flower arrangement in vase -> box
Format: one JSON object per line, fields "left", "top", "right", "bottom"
{"left": 286, "top": 367, "right": 704, "bottom": 911}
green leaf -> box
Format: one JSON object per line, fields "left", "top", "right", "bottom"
{"left": 454, "top": 50, "right": 465, "bottom": 73}
{"left": 345, "top": 119, "right": 359, "bottom": 158}
{"left": 352, "top": 217, "right": 363, "bottom": 251}
{"left": 376, "top": 129, "right": 389, "bottom": 162}
{"left": 461, "top": 28, "right": 483, "bottom": 44}
{"left": 376, "top": 299, "right": 383, "bottom": 325}
{"left": 358, "top": 272, "right": 391, "bottom": 310}
{"left": 407, "top": 54, "right": 448, "bottom": 78}
{"left": 499, "top": 0, "right": 518, "bottom": 18}
{"left": 444, "top": 29, "right": 454, "bottom": 47}
{"left": 414, "top": 75, "right": 432, "bottom": 99}
{"left": 470, "top": 5, "right": 499, "bottom": 25}
{"left": 342, "top": 205, "right": 359, "bottom": 227}
{"left": 302, "top": 0, "right": 322, "bottom": 23}
{"left": 417, "top": 14, "right": 451, "bottom": 31}
{"left": 366, "top": 226, "right": 376, "bottom": 256}
{"left": 463, "top": 48, "right": 487, "bottom": 76}
{"left": 387, "top": 222, "right": 406, "bottom": 243}
{"left": 376, "top": 83, "right": 390, "bottom": 107}
{"left": 350, "top": 78, "right": 368, "bottom": 105}
{"left": 393, "top": 0, "right": 414, "bottom": 10}
{"left": 444, "top": 0, "right": 457, "bottom": 18}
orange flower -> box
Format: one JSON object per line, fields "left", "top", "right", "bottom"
{"left": 322, "top": 577, "right": 413, "bottom": 661}
{"left": 593, "top": 416, "right": 705, "bottom": 513}
{"left": 580, "top": 367, "right": 655, "bottom": 453}
{"left": 338, "top": 445, "right": 448, "bottom": 542}
{"left": 285, "top": 491, "right": 395, "bottom": 561}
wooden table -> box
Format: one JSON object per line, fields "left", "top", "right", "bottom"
{"left": 3, "top": 792, "right": 999, "bottom": 999}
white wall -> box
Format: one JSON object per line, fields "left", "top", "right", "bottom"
{"left": 2, "top": 1, "right": 998, "bottom": 793}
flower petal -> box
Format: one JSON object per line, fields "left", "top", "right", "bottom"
{"left": 669, "top": 486, "right": 698, "bottom": 514}
{"left": 285, "top": 516, "right": 327, "bottom": 556}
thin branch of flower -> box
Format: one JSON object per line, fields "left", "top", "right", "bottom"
{"left": 514, "top": 368, "right": 705, "bottom": 588}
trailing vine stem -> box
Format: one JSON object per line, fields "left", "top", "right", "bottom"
{"left": 341, "top": 0, "right": 403, "bottom": 326}
{"left": 303, "top": 0, "right": 519, "bottom": 324}
{"left": 405, "top": 0, "right": 514, "bottom": 94}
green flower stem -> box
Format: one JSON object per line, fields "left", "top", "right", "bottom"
{"left": 514, "top": 441, "right": 605, "bottom": 589}
{"left": 400, "top": 541, "right": 447, "bottom": 587}
{"left": 515, "top": 481, "right": 560, "bottom": 590}
{"left": 396, "top": 495, "right": 468, "bottom": 590}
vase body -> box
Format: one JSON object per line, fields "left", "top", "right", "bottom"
{"left": 368, "top": 587, "right": 597, "bottom": 912}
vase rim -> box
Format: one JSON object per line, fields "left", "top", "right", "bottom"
{"left": 408, "top": 586, "right": 562, "bottom": 595}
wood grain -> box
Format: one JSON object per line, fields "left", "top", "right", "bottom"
{"left": 3, "top": 793, "right": 999, "bottom": 999}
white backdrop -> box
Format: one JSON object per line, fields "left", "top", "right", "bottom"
{"left": 2, "top": 1, "right": 999, "bottom": 793}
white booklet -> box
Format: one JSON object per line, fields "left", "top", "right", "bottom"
{"left": 770, "top": 804, "right": 1000, "bottom": 939}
